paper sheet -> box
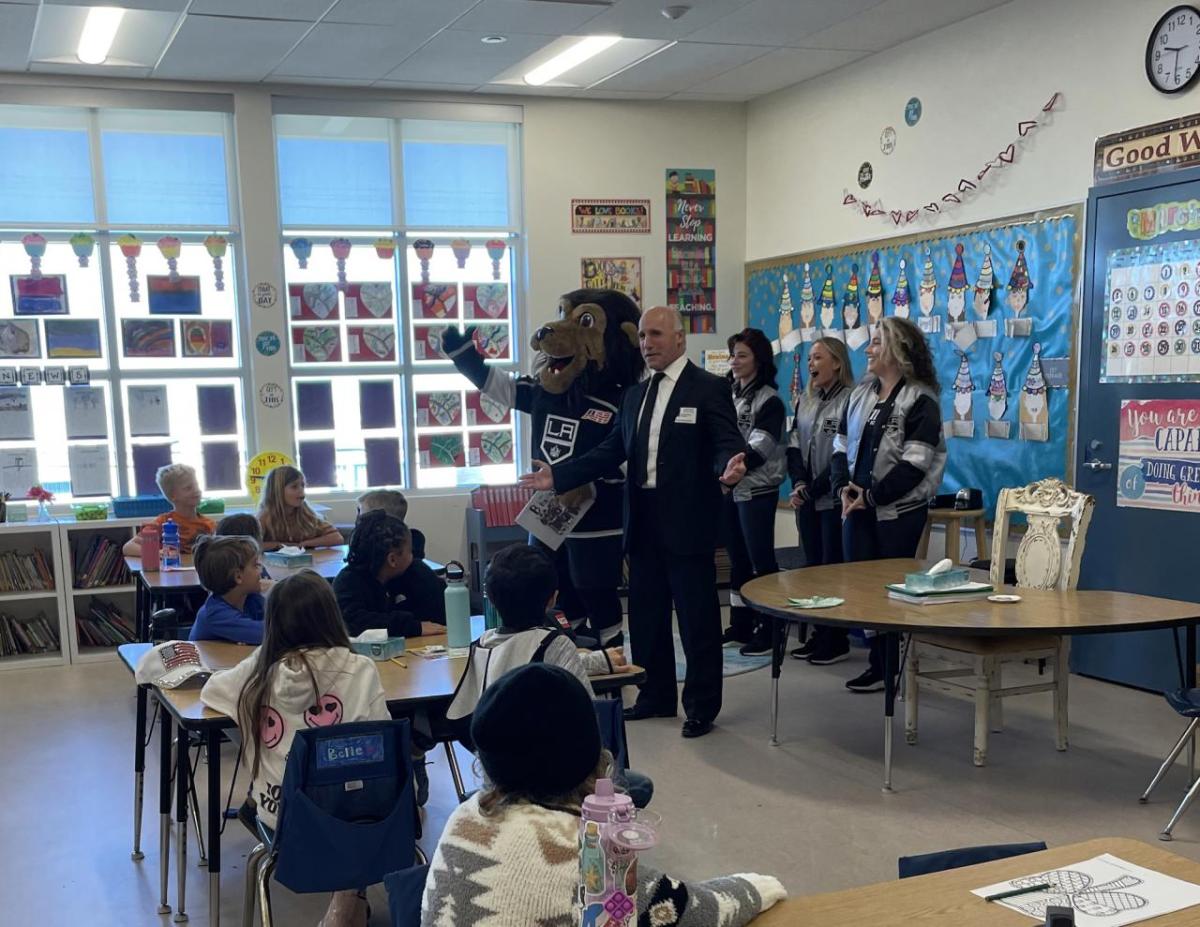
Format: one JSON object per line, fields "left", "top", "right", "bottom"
{"left": 359, "top": 380, "right": 396, "bottom": 429}
{"left": 365, "top": 437, "right": 402, "bottom": 486}
{"left": 202, "top": 441, "right": 241, "bottom": 490}
{"left": 516, "top": 486, "right": 595, "bottom": 551}
{"left": 0, "top": 388, "right": 34, "bottom": 441}
{"left": 296, "top": 381, "right": 334, "bottom": 431}
{"left": 64, "top": 386, "right": 108, "bottom": 441}
{"left": 68, "top": 445, "right": 111, "bottom": 497}
{"left": 197, "top": 385, "right": 237, "bottom": 436}
{"left": 972, "top": 853, "right": 1200, "bottom": 927}
{"left": 128, "top": 385, "right": 169, "bottom": 437}
{"left": 0, "top": 448, "right": 38, "bottom": 495}
{"left": 298, "top": 439, "right": 336, "bottom": 487}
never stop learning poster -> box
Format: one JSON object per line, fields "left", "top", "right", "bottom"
{"left": 1118, "top": 399, "right": 1200, "bottom": 512}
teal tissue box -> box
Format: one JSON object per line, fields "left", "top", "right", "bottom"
{"left": 264, "top": 549, "right": 313, "bottom": 568}
{"left": 903, "top": 568, "right": 970, "bottom": 592}
{"left": 351, "top": 637, "right": 406, "bottom": 661}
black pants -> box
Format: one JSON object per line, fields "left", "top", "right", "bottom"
{"left": 796, "top": 503, "right": 846, "bottom": 647}
{"left": 628, "top": 489, "right": 722, "bottom": 723}
{"left": 843, "top": 505, "right": 928, "bottom": 674}
{"left": 534, "top": 535, "right": 625, "bottom": 642}
{"left": 723, "top": 492, "right": 780, "bottom": 638}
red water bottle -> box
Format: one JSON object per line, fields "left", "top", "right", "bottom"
{"left": 139, "top": 524, "right": 161, "bottom": 572}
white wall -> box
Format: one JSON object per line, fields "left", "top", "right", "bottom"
{"left": 746, "top": 0, "right": 1200, "bottom": 260}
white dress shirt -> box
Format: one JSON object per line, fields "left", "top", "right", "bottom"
{"left": 637, "top": 353, "right": 690, "bottom": 489}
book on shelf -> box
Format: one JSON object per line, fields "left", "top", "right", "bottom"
{"left": 75, "top": 598, "right": 136, "bottom": 648}
{"left": 0, "top": 611, "right": 60, "bottom": 657}
{"left": 73, "top": 535, "right": 133, "bottom": 589}
{"left": 470, "top": 485, "right": 535, "bottom": 528}
{"left": 885, "top": 581, "right": 994, "bottom": 606}
{"left": 0, "top": 548, "right": 54, "bottom": 593}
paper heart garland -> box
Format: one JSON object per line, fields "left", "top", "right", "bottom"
{"left": 1017, "top": 120, "right": 1038, "bottom": 137}
{"left": 997, "top": 143, "right": 1016, "bottom": 164}
{"left": 958, "top": 178, "right": 977, "bottom": 193}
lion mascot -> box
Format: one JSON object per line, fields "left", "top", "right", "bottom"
{"left": 441, "top": 288, "right": 643, "bottom": 646}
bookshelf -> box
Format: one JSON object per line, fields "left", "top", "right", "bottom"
{"left": 0, "top": 521, "right": 67, "bottom": 672}
{"left": 57, "top": 516, "right": 142, "bottom": 665}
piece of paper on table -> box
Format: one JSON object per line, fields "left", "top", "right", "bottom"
{"left": 516, "top": 486, "right": 595, "bottom": 551}
{"left": 971, "top": 853, "right": 1200, "bottom": 927}
{"left": 69, "top": 444, "right": 111, "bottom": 497}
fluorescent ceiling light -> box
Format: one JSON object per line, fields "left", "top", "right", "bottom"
{"left": 524, "top": 35, "right": 620, "bottom": 86}
{"left": 77, "top": 6, "right": 126, "bottom": 65}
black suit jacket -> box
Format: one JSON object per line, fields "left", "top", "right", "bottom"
{"left": 552, "top": 359, "right": 745, "bottom": 556}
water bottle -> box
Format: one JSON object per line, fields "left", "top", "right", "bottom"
{"left": 444, "top": 560, "right": 471, "bottom": 648}
{"left": 160, "top": 518, "right": 181, "bottom": 569}
{"left": 482, "top": 560, "right": 499, "bottom": 631}
{"left": 578, "top": 778, "right": 658, "bottom": 926}
{"left": 139, "top": 524, "right": 161, "bottom": 573}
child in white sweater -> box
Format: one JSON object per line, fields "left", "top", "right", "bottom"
{"left": 422, "top": 663, "right": 786, "bottom": 926}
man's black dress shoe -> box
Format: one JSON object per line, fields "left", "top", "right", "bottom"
{"left": 680, "top": 718, "right": 713, "bottom": 738}
{"left": 623, "top": 703, "right": 677, "bottom": 721}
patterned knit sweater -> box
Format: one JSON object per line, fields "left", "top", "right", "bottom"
{"left": 420, "top": 794, "right": 785, "bottom": 927}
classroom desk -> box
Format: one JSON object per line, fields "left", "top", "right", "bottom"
{"left": 752, "top": 837, "right": 1200, "bottom": 926}
{"left": 119, "top": 633, "right": 643, "bottom": 926}
{"left": 742, "top": 559, "right": 1200, "bottom": 791}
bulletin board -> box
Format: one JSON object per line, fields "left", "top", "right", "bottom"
{"left": 744, "top": 205, "right": 1083, "bottom": 515}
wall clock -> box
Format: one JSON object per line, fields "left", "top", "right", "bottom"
{"left": 1147, "top": 5, "right": 1200, "bottom": 93}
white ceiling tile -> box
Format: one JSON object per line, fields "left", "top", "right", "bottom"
{"left": 270, "top": 21, "right": 428, "bottom": 79}
{"left": 689, "top": 46, "right": 866, "bottom": 95}
{"left": 188, "top": 0, "right": 333, "bottom": 19}
{"left": 580, "top": 0, "right": 755, "bottom": 40}
{"left": 0, "top": 4, "right": 35, "bottom": 70}
{"left": 42, "top": 0, "right": 190, "bottom": 10}
{"left": 598, "top": 40, "right": 771, "bottom": 93}
{"left": 669, "top": 90, "right": 754, "bottom": 102}
{"left": 31, "top": 6, "right": 179, "bottom": 68}
{"left": 685, "top": 0, "right": 882, "bottom": 46}
{"left": 792, "top": 0, "right": 1011, "bottom": 51}
{"left": 323, "top": 0, "right": 475, "bottom": 27}
{"left": 383, "top": 30, "right": 553, "bottom": 84}
{"left": 155, "top": 15, "right": 311, "bottom": 81}
{"left": 271, "top": 75, "right": 368, "bottom": 85}
{"left": 451, "top": 0, "right": 606, "bottom": 36}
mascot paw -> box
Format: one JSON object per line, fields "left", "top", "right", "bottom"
{"left": 440, "top": 325, "right": 476, "bottom": 355}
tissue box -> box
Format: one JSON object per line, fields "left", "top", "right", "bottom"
{"left": 351, "top": 637, "right": 406, "bottom": 661}
{"left": 903, "top": 568, "right": 970, "bottom": 592}
{"left": 264, "top": 549, "right": 313, "bottom": 568}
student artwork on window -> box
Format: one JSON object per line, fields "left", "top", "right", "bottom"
{"left": 419, "top": 433, "right": 465, "bottom": 469}
{"left": 466, "top": 391, "right": 510, "bottom": 426}
{"left": 298, "top": 439, "right": 337, "bottom": 487}
{"left": 156, "top": 236, "right": 182, "bottom": 283}
{"left": 463, "top": 283, "right": 509, "bottom": 320}
{"left": 358, "top": 380, "right": 396, "bottom": 430}
{"left": 472, "top": 323, "right": 510, "bottom": 360}
{"left": 468, "top": 430, "right": 514, "bottom": 466}
{"left": 64, "top": 386, "right": 107, "bottom": 440}
{"left": 117, "top": 235, "right": 142, "bottom": 302}
{"left": 364, "top": 437, "right": 402, "bottom": 486}
{"left": 201, "top": 442, "right": 241, "bottom": 490}
{"left": 296, "top": 381, "right": 335, "bottom": 431}
{"left": 291, "top": 326, "right": 341, "bottom": 363}
{"left": 344, "top": 282, "right": 392, "bottom": 320}
{"left": 416, "top": 391, "right": 462, "bottom": 428}
{"left": 346, "top": 325, "right": 395, "bottom": 362}
{"left": 21, "top": 234, "right": 46, "bottom": 277}
{"left": 122, "top": 319, "right": 175, "bottom": 358}
{"left": 10, "top": 274, "right": 68, "bottom": 315}
{"left": 132, "top": 443, "right": 172, "bottom": 495}
{"left": 147, "top": 275, "right": 202, "bottom": 315}
{"left": 68, "top": 444, "right": 111, "bottom": 497}
{"left": 412, "top": 282, "right": 458, "bottom": 319}
{"left": 127, "top": 385, "right": 170, "bottom": 437}
{"left": 0, "top": 448, "right": 38, "bottom": 495}
{"left": 0, "top": 388, "right": 34, "bottom": 440}
{"left": 0, "top": 320, "right": 40, "bottom": 359}
{"left": 289, "top": 282, "right": 340, "bottom": 321}
{"left": 45, "top": 319, "right": 101, "bottom": 358}
{"left": 412, "top": 324, "right": 447, "bottom": 361}
{"left": 181, "top": 321, "right": 233, "bottom": 358}
{"left": 197, "top": 385, "right": 237, "bottom": 436}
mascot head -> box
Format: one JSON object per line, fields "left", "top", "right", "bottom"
{"left": 531, "top": 288, "right": 644, "bottom": 397}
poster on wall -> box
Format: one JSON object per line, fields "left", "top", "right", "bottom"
{"left": 570, "top": 199, "right": 651, "bottom": 233}
{"left": 1118, "top": 399, "right": 1200, "bottom": 512}
{"left": 666, "top": 169, "right": 716, "bottom": 334}
{"left": 581, "top": 257, "right": 642, "bottom": 304}
{"left": 1102, "top": 238, "right": 1200, "bottom": 382}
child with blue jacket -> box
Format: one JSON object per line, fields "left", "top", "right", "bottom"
{"left": 189, "top": 535, "right": 266, "bottom": 645}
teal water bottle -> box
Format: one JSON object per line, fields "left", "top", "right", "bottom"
{"left": 444, "top": 560, "right": 471, "bottom": 648}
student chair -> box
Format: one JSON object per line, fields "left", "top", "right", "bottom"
{"left": 241, "top": 718, "right": 423, "bottom": 927}
{"left": 905, "top": 478, "right": 1094, "bottom": 766}
{"left": 1140, "top": 684, "right": 1200, "bottom": 840}
{"left": 898, "top": 841, "right": 1046, "bottom": 878}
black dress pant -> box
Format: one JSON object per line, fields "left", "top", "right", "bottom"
{"left": 723, "top": 492, "right": 780, "bottom": 639}
{"left": 628, "top": 488, "right": 722, "bottom": 723}
{"left": 796, "top": 503, "right": 846, "bottom": 647}
{"left": 534, "top": 535, "right": 625, "bottom": 642}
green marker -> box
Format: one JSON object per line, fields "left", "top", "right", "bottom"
{"left": 984, "top": 882, "right": 1053, "bottom": 902}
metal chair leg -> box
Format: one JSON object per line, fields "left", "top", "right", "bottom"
{"left": 187, "top": 755, "right": 208, "bottom": 868}
{"left": 1142, "top": 718, "right": 1200, "bottom": 803}
{"left": 241, "top": 843, "right": 267, "bottom": 927}
{"left": 444, "top": 741, "right": 468, "bottom": 803}
{"left": 1162, "top": 770, "right": 1200, "bottom": 840}
{"left": 257, "top": 853, "right": 278, "bottom": 927}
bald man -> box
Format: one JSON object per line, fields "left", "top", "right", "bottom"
{"left": 522, "top": 307, "right": 746, "bottom": 738}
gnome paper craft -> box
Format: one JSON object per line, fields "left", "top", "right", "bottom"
{"left": 946, "top": 243, "right": 978, "bottom": 351}
{"left": 819, "top": 264, "right": 842, "bottom": 340}
{"left": 867, "top": 251, "right": 885, "bottom": 329}
{"left": 799, "top": 262, "right": 817, "bottom": 341}
{"left": 1018, "top": 342, "right": 1049, "bottom": 441}
{"left": 843, "top": 263, "right": 868, "bottom": 350}
{"left": 945, "top": 352, "right": 975, "bottom": 438}
{"left": 891, "top": 258, "right": 911, "bottom": 319}
{"left": 918, "top": 247, "right": 940, "bottom": 334}
{"left": 986, "top": 351, "right": 1011, "bottom": 438}
{"left": 1005, "top": 240, "right": 1034, "bottom": 337}
{"left": 778, "top": 275, "right": 802, "bottom": 352}
{"left": 973, "top": 244, "right": 998, "bottom": 338}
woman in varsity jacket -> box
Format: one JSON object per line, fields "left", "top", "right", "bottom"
{"left": 723, "top": 328, "right": 787, "bottom": 657}
{"left": 831, "top": 316, "right": 947, "bottom": 692}
{"left": 787, "top": 336, "right": 855, "bottom": 666}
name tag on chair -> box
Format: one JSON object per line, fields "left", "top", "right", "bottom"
{"left": 675, "top": 407, "right": 697, "bottom": 424}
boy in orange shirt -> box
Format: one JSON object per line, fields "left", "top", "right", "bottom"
{"left": 122, "top": 463, "right": 216, "bottom": 557}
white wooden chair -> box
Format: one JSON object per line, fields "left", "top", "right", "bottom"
{"left": 904, "top": 477, "right": 1095, "bottom": 766}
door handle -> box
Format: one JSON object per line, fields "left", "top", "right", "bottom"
{"left": 1082, "top": 459, "right": 1113, "bottom": 472}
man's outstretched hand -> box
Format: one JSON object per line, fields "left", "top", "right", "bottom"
{"left": 518, "top": 459, "right": 554, "bottom": 491}
{"left": 720, "top": 452, "right": 747, "bottom": 486}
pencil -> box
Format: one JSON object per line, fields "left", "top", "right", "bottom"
{"left": 390, "top": 657, "right": 408, "bottom": 669}
{"left": 984, "top": 882, "right": 1052, "bottom": 902}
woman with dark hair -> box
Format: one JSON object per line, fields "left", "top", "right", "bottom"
{"left": 722, "top": 328, "right": 787, "bottom": 656}
{"left": 832, "top": 316, "right": 947, "bottom": 691}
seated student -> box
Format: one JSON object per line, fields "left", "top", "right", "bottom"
{"left": 216, "top": 513, "right": 273, "bottom": 593}
{"left": 333, "top": 511, "right": 443, "bottom": 639}
{"left": 189, "top": 536, "right": 265, "bottom": 645}
{"left": 356, "top": 489, "right": 426, "bottom": 559}
{"left": 422, "top": 663, "right": 786, "bottom": 926}
{"left": 257, "top": 465, "right": 343, "bottom": 550}
{"left": 122, "top": 463, "right": 215, "bottom": 557}
{"left": 202, "top": 570, "right": 388, "bottom": 927}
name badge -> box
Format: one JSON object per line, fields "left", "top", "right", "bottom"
{"left": 675, "top": 407, "right": 698, "bottom": 424}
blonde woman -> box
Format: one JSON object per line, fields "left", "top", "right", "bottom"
{"left": 256, "top": 465, "right": 343, "bottom": 549}
{"left": 787, "top": 337, "right": 855, "bottom": 665}
{"left": 831, "top": 317, "right": 946, "bottom": 692}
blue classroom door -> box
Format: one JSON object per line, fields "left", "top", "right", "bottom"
{"left": 1071, "top": 165, "right": 1200, "bottom": 692}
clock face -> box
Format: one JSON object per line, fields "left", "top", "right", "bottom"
{"left": 1148, "top": 5, "right": 1200, "bottom": 93}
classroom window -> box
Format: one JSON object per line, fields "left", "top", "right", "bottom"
{"left": 277, "top": 111, "right": 522, "bottom": 492}
{"left": 0, "top": 102, "right": 246, "bottom": 502}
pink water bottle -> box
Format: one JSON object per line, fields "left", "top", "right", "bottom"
{"left": 578, "top": 779, "right": 658, "bottom": 926}
{"left": 139, "top": 524, "right": 161, "bottom": 572}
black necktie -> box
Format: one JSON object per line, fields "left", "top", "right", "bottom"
{"left": 635, "top": 372, "right": 666, "bottom": 488}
